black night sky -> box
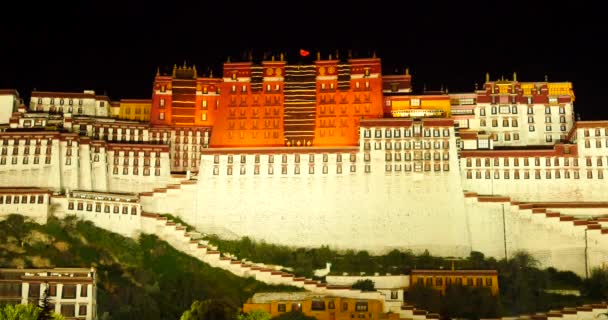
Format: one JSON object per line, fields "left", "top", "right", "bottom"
{"left": 1, "top": 1, "right": 606, "bottom": 119}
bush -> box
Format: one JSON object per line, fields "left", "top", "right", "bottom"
{"left": 351, "top": 279, "right": 375, "bottom": 291}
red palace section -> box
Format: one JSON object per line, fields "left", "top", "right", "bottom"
{"left": 149, "top": 54, "right": 399, "bottom": 148}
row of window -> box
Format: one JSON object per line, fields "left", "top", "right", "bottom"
{"left": 364, "top": 128, "right": 451, "bottom": 139}
{"left": 173, "top": 159, "right": 199, "bottom": 168}
{"left": 583, "top": 139, "right": 608, "bottom": 148}
{"left": 465, "top": 157, "right": 581, "bottom": 167}
{"left": 386, "top": 151, "right": 450, "bottom": 161}
{"left": 1, "top": 138, "right": 53, "bottom": 146}
{"left": 68, "top": 201, "right": 139, "bottom": 215}
{"left": 112, "top": 157, "right": 162, "bottom": 166}
{"left": 215, "top": 164, "right": 372, "bottom": 175}
{"left": 416, "top": 276, "right": 492, "bottom": 287}
{"left": 387, "top": 163, "right": 450, "bottom": 172}
{"left": 583, "top": 128, "right": 608, "bottom": 137}
{"left": 0, "top": 156, "right": 52, "bottom": 165}
{"left": 1, "top": 146, "right": 52, "bottom": 156}
{"left": 277, "top": 301, "right": 369, "bottom": 313}
{"left": 0, "top": 195, "right": 45, "bottom": 204}
{"left": 111, "top": 166, "right": 161, "bottom": 176}
{"left": 218, "top": 154, "right": 358, "bottom": 164}
{"left": 479, "top": 105, "right": 566, "bottom": 116}
{"left": 36, "top": 98, "right": 86, "bottom": 106}
{"left": 41, "top": 106, "right": 84, "bottom": 114}
{"left": 364, "top": 140, "right": 450, "bottom": 151}
{"left": 465, "top": 169, "right": 605, "bottom": 180}
{"left": 28, "top": 283, "right": 88, "bottom": 299}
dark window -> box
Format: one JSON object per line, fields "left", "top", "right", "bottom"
{"left": 28, "top": 283, "right": 40, "bottom": 298}
{"left": 311, "top": 300, "right": 326, "bottom": 311}
{"left": 61, "top": 304, "right": 75, "bottom": 317}
{"left": 328, "top": 301, "right": 335, "bottom": 310}
{"left": 79, "top": 305, "right": 87, "bottom": 316}
{"left": 62, "top": 285, "right": 77, "bottom": 299}
{"left": 80, "top": 285, "right": 88, "bottom": 297}
{"left": 0, "top": 282, "right": 21, "bottom": 297}
{"left": 278, "top": 304, "right": 286, "bottom": 312}
{"left": 355, "top": 302, "right": 368, "bottom": 312}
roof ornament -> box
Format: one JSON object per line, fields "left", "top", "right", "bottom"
{"left": 348, "top": 50, "right": 352, "bottom": 59}
{"left": 210, "top": 70, "right": 213, "bottom": 78}
{"left": 156, "top": 67, "right": 160, "bottom": 76}
{"left": 545, "top": 74, "right": 548, "bottom": 82}
{"left": 227, "top": 56, "right": 231, "bottom": 63}
{"left": 405, "top": 67, "right": 410, "bottom": 76}
{"left": 513, "top": 72, "right": 517, "bottom": 82}
{"left": 335, "top": 50, "right": 339, "bottom": 60}
{"left": 271, "top": 55, "right": 275, "bottom": 61}
{"left": 280, "top": 52, "right": 284, "bottom": 61}
{"left": 172, "top": 64, "right": 177, "bottom": 77}
{"left": 193, "top": 65, "right": 197, "bottom": 78}
{"left": 317, "top": 51, "right": 321, "bottom": 61}
{"left": 183, "top": 60, "right": 187, "bottom": 68}
{"left": 372, "top": 50, "right": 377, "bottom": 58}
{"left": 485, "top": 72, "right": 490, "bottom": 82}
{"left": 329, "top": 53, "right": 333, "bottom": 60}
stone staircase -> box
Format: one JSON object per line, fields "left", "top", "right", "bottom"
{"left": 137, "top": 212, "right": 444, "bottom": 319}
{"left": 464, "top": 192, "right": 608, "bottom": 275}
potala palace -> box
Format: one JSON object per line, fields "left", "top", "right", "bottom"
{"left": 1, "top": 53, "right": 607, "bottom": 278}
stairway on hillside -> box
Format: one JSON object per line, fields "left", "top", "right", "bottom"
{"left": 283, "top": 64, "right": 317, "bottom": 146}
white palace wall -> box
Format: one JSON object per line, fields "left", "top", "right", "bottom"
{"left": 176, "top": 120, "right": 473, "bottom": 256}
{"left": 464, "top": 194, "right": 608, "bottom": 276}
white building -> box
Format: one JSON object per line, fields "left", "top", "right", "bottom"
{"left": 0, "top": 268, "right": 96, "bottom": 320}
{"left": 29, "top": 90, "right": 110, "bottom": 118}
{"left": 468, "top": 75, "right": 575, "bottom": 147}
{"left": 325, "top": 274, "right": 409, "bottom": 313}
{"left": 0, "top": 89, "right": 20, "bottom": 125}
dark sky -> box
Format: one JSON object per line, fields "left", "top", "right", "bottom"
{"left": 1, "top": 1, "right": 606, "bottom": 119}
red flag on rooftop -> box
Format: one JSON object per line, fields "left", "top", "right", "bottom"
{"left": 300, "top": 49, "right": 310, "bottom": 57}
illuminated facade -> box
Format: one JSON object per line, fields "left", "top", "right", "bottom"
{"left": 0, "top": 53, "right": 607, "bottom": 278}
{"left": 242, "top": 292, "right": 397, "bottom": 320}
{"left": 118, "top": 99, "right": 151, "bottom": 121}
{"left": 410, "top": 270, "right": 499, "bottom": 296}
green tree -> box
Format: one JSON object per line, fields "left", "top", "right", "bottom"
{"left": 406, "top": 284, "right": 441, "bottom": 313}
{"left": 38, "top": 287, "right": 54, "bottom": 320}
{"left": 271, "top": 311, "right": 317, "bottom": 320}
{"left": 581, "top": 268, "right": 608, "bottom": 300}
{"left": 351, "top": 279, "right": 375, "bottom": 292}
{"left": 0, "top": 303, "right": 65, "bottom": 320}
{"left": 180, "top": 299, "right": 237, "bottom": 320}
{"left": 237, "top": 309, "right": 272, "bottom": 320}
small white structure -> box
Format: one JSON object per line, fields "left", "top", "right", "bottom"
{"left": 0, "top": 268, "right": 97, "bottom": 320}
{"left": 325, "top": 274, "right": 410, "bottom": 313}
{"left": 0, "top": 89, "right": 19, "bottom": 125}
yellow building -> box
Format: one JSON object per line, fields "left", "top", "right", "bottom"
{"left": 118, "top": 99, "right": 151, "bottom": 121}
{"left": 110, "top": 101, "right": 121, "bottom": 118}
{"left": 387, "top": 95, "right": 452, "bottom": 118}
{"left": 243, "top": 292, "right": 398, "bottom": 320}
{"left": 410, "top": 270, "right": 499, "bottom": 296}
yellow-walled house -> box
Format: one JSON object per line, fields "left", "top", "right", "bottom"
{"left": 410, "top": 270, "right": 499, "bottom": 296}
{"left": 118, "top": 99, "right": 151, "bottom": 121}
{"left": 243, "top": 292, "right": 399, "bottom": 320}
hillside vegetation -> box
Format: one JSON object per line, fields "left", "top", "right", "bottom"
{"left": 0, "top": 215, "right": 298, "bottom": 320}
